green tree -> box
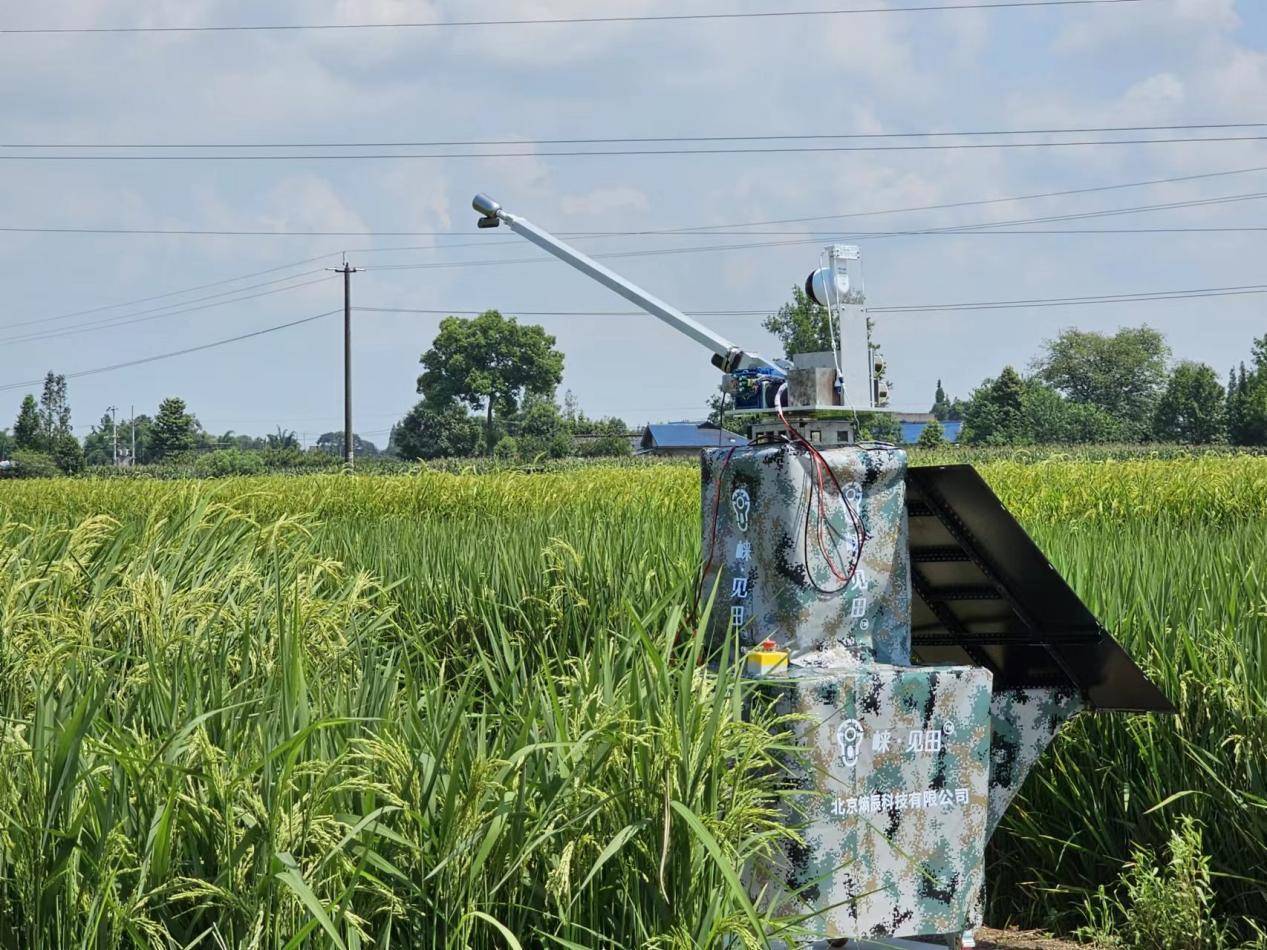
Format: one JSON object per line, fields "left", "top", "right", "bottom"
{"left": 38, "top": 372, "right": 72, "bottom": 442}
{"left": 417, "top": 311, "right": 565, "bottom": 453}
{"left": 1152, "top": 361, "right": 1227, "bottom": 444}
{"left": 83, "top": 412, "right": 122, "bottom": 466}
{"left": 915, "top": 420, "right": 947, "bottom": 448}
{"left": 315, "top": 431, "right": 380, "bottom": 458}
{"left": 6, "top": 449, "right": 60, "bottom": 478}
{"left": 151, "top": 397, "right": 197, "bottom": 460}
{"left": 125, "top": 414, "right": 154, "bottom": 464}
{"left": 1031, "top": 325, "right": 1170, "bottom": 439}
{"left": 763, "top": 285, "right": 832, "bottom": 358}
{"left": 13, "top": 395, "right": 40, "bottom": 450}
{"left": 577, "top": 417, "right": 633, "bottom": 457}
{"left": 0, "top": 428, "right": 11, "bottom": 459}
{"left": 1228, "top": 337, "right": 1267, "bottom": 445}
{"left": 392, "top": 401, "right": 482, "bottom": 460}
{"left": 858, "top": 412, "right": 900, "bottom": 443}
{"left": 960, "top": 366, "right": 1026, "bottom": 444}
{"left": 930, "top": 379, "right": 950, "bottom": 421}
{"left": 265, "top": 428, "right": 300, "bottom": 452}
{"left": 514, "top": 395, "right": 572, "bottom": 460}
{"left": 48, "top": 433, "right": 84, "bottom": 474}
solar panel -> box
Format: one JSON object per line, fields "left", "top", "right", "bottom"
{"left": 905, "top": 465, "right": 1173, "bottom": 713}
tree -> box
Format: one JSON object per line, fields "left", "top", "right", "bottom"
{"left": 960, "top": 366, "right": 1026, "bottom": 444}
{"left": 418, "top": 311, "right": 565, "bottom": 453}
{"left": 1152, "top": 362, "right": 1227, "bottom": 444}
{"left": 0, "top": 428, "right": 11, "bottom": 459}
{"left": 1031, "top": 326, "right": 1170, "bottom": 439}
{"left": 39, "top": 372, "right": 72, "bottom": 442}
{"left": 858, "top": 412, "right": 900, "bottom": 443}
{"left": 577, "top": 417, "right": 633, "bottom": 457}
{"left": 514, "top": 395, "right": 572, "bottom": 460}
{"left": 266, "top": 428, "right": 300, "bottom": 452}
{"left": 125, "top": 414, "right": 155, "bottom": 465}
{"left": 1228, "top": 337, "right": 1267, "bottom": 445}
{"left": 392, "top": 401, "right": 482, "bottom": 460}
{"left": 763, "top": 285, "right": 833, "bottom": 358}
{"left": 13, "top": 395, "right": 40, "bottom": 450}
{"left": 315, "top": 431, "right": 380, "bottom": 458}
{"left": 931, "top": 379, "right": 950, "bottom": 421}
{"left": 151, "top": 397, "right": 197, "bottom": 460}
{"left": 48, "top": 433, "right": 84, "bottom": 474}
{"left": 916, "top": 421, "right": 947, "bottom": 448}
{"left": 961, "top": 368, "right": 1120, "bottom": 445}
{"left": 83, "top": 412, "right": 119, "bottom": 466}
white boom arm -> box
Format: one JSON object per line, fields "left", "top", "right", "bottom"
{"left": 472, "top": 194, "right": 781, "bottom": 375}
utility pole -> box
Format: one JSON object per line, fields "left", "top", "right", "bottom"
{"left": 130, "top": 405, "right": 136, "bottom": 467}
{"left": 107, "top": 405, "right": 118, "bottom": 467}
{"left": 332, "top": 261, "right": 359, "bottom": 469}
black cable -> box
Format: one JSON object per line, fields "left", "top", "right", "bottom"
{"left": 0, "top": 274, "right": 333, "bottom": 344}
{"left": 7, "top": 121, "right": 1263, "bottom": 149}
{"left": 4, "top": 134, "right": 1266, "bottom": 159}
{"left": 355, "top": 282, "right": 1267, "bottom": 318}
{"left": 0, "top": 1, "right": 1152, "bottom": 35}
{"left": 0, "top": 311, "right": 341, "bottom": 393}
{"left": 357, "top": 226, "right": 1267, "bottom": 273}
{"left": 6, "top": 164, "right": 1266, "bottom": 240}
{"left": 13, "top": 252, "right": 343, "bottom": 329}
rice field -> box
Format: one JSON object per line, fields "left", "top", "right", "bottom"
{"left": 1, "top": 456, "right": 1266, "bottom": 946}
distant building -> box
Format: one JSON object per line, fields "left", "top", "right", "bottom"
{"left": 638, "top": 420, "right": 746, "bottom": 457}
{"left": 897, "top": 412, "right": 962, "bottom": 444}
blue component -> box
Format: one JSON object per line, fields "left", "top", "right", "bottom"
{"left": 731, "top": 367, "right": 786, "bottom": 411}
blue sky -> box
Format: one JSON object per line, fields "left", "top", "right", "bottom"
{"left": 1, "top": 0, "right": 1264, "bottom": 445}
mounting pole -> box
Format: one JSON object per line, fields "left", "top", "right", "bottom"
{"left": 335, "top": 261, "right": 359, "bottom": 469}
{"left": 107, "top": 405, "right": 118, "bottom": 467}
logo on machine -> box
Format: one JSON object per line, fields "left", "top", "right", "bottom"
{"left": 730, "top": 488, "right": 751, "bottom": 532}
{"left": 835, "top": 718, "right": 864, "bottom": 769}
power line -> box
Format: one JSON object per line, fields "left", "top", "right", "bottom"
{"left": 0, "top": 310, "right": 341, "bottom": 393}
{"left": 6, "top": 164, "right": 1266, "bottom": 240}
{"left": 0, "top": 274, "right": 332, "bottom": 345}
{"left": 0, "top": 1, "right": 1151, "bottom": 35}
{"left": 6, "top": 134, "right": 1267, "bottom": 160}
{"left": 358, "top": 226, "right": 1267, "bottom": 273}
{"left": 355, "top": 282, "right": 1267, "bottom": 318}
{"left": 15, "top": 252, "right": 342, "bottom": 329}
{"left": 872, "top": 283, "right": 1267, "bottom": 312}
{"left": 6, "top": 121, "right": 1263, "bottom": 149}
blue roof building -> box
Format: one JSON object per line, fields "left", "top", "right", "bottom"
{"left": 639, "top": 421, "right": 747, "bottom": 456}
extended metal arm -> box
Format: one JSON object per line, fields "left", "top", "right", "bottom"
{"left": 472, "top": 194, "right": 781, "bottom": 375}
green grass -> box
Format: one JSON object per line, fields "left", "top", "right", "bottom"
{"left": 2, "top": 456, "right": 1267, "bottom": 944}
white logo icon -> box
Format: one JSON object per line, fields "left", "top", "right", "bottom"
{"left": 843, "top": 482, "right": 863, "bottom": 507}
{"left": 836, "top": 719, "right": 864, "bottom": 769}
{"left": 730, "top": 488, "right": 751, "bottom": 532}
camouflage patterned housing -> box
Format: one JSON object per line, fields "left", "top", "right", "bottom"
{"left": 701, "top": 444, "right": 911, "bottom": 668}
{"left": 986, "top": 687, "right": 1083, "bottom": 837}
{"left": 754, "top": 665, "right": 993, "bottom": 942}
{"left": 700, "top": 444, "right": 1089, "bottom": 944}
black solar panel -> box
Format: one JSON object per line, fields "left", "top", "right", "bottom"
{"left": 905, "top": 465, "right": 1173, "bottom": 713}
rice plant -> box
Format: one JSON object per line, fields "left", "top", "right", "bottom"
{"left": 3, "top": 455, "right": 1267, "bottom": 943}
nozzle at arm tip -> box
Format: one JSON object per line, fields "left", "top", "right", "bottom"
{"left": 472, "top": 193, "right": 501, "bottom": 217}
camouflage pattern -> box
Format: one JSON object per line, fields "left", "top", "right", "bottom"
{"left": 752, "top": 664, "right": 993, "bottom": 942}
{"left": 701, "top": 445, "right": 1090, "bottom": 944}
{"left": 701, "top": 444, "right": 911, "bottom": 668}
{"left": 985, "top": 687, "right": 1084, "bottom": 839}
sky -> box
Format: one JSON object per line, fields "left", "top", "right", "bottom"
{"left": 1, "top": 0, "right": 1265, "bottom": 446}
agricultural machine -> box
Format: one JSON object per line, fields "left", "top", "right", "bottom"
{"left": 471, "top": 194, "right": 1172, "bottom": 948}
